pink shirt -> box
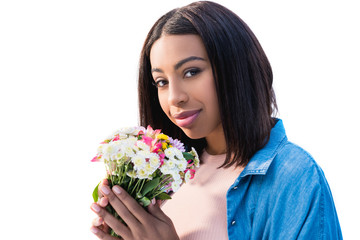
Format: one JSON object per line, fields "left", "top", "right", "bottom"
{"left": 161, "top": 150, "right": 243, "bottom": 240}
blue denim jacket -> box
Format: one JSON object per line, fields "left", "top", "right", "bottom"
{"left": 227, "top": 119, "right": 342, "bottom": 239}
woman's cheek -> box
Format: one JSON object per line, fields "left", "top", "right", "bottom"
{"left": 158, "top": 93, "right": 170, "bottom": 117}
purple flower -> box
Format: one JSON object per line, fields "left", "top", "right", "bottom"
{"left": 169, "top": 137, "right": 185, "bottom": 152}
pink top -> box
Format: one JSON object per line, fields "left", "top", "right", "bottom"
{"left": 161, "top": 150, "right": 244, "bottom": 240}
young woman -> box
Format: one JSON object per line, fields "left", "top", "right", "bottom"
{"left": 90, "top": 1, "right": 343, "bottom": 239}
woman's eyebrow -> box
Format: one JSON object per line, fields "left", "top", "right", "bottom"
{"left": 151, "top": 56, "right": 205, "bottom": 73}
{"left": 174, "top": 56, "right": 205, "bottom": 70}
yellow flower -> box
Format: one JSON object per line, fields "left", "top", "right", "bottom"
{"left": 157, "top": 134, "right": 169, "bottom": 141}
{"left": 162, "top": 142, "right": 168, "bottom": 150}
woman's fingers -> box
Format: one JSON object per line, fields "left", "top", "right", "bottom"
{"left": 92, "top": 217, "right": 104, "bottom": 227}
{"left": 90, "top": 226, "right": 118, "bottom": 240}
{"left": 99, "top": 197, "right": 108, "bottom": 207}
{"left": 99, "top": 185, "right": 143, "bottom": 227}
{"left": 95, "top": 184, "right": 178, "bottom": 239}
{"left": 147, "top": 199, "right": 171, "bottom": 223}
{"left": 91, "top": 185, "right": 179, "bottom": 239}
{"left": 90, "top": 203, "right": 131, "bottom": 239}
{"left": 109, "top": 185, "right": 152, "bottom": 224}
{"left": 97, "top": 179, "right": 109, "bottom": 202}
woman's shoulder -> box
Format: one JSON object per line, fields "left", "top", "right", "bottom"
{"left": 265, "top": 140, "right": 328, "bottom": 194}
{"left": 276, "top": 140, "right": 319, "bottom": 170}
{"left": 253, "top": 141, "right": 343, "bottom": 239}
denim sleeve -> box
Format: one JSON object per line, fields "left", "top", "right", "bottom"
{"left": 251, "top": 144, "right": 343, "bottom": 240}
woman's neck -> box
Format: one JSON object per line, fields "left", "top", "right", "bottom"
{"left": 205, "top": 125, "right": 226, "bottom": 155}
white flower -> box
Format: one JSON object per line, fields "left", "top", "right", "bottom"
{"left": 123, "top": 145, "right": 135, "bottom": 157}
{"left": 119, "top": 127, "right": 137, "bottom": 135}
{"left": 173, "top": 148, "right": 184, "bottom": 160}
{"left": 114, "top": 152, "right": 124, "bottom": 161}
{"left": 149, "top": 153, "right": 160, "bottom": 168}
{"left": 185, "top": 170, "right": 192, "bottom": 183}
{"left": 171, "top": 180, "right": 181, "bottom": 192}
{"left": 164, "top": 148, "right": 176, "bottom": 159}
{"left": 160, "top": 164, "right": 171, "bottom": 175}
{"left": 132, "top": 154, "right": 146, "bottom": 170}
{"left": 137, "top": 150, "right": 151, "bottom": 158}
{"left": 171, "top": 171, "right": 181, "bottom": 181}
{"left": 137, "top": 168, "right": 151, "bottom": 179}
{"left": 164, "top": 159, "right": 176, "bottom": 169}
{"left": 137, "top": 141, "right": 150, "bottom": 151}
{"left": 144, "top": 163, "right": 156, "bottom": 175}
{"left": 127, "top": 136, "right": 138, "bottom": 145}
{"left": 176, "top": 159, "right": 188, "bottom": 171}
{"left": 103, "top": 143, "right": 118, "bottom": 155}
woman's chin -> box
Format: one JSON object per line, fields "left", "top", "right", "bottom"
{"left": 181, "top": 128, "right": 205, "bottom": 140}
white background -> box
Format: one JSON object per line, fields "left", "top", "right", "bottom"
{"left": 0, "top": 0, "right": 359, "bottom": 239}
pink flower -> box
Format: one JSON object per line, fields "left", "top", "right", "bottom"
{"left": 185, "top": 169, "right": 196, "bottom": 179}
{"left": 142, "top": 136, "right": 153, "bottom": 147}
{"left": 91, "top": 155, "right": 101, "bottom": 162}
{"left": 112, "top": 135, "right": 120, "bottom": 141}
{"left": 145, "top": 125, "right": 161, "bottom": 138}
{"left": 152, "top": 142, "right": 162, "bottom": 153}
{"left": 159, "top": 153, "right": 165, "bottom": 166}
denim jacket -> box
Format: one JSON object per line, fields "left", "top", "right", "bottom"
{"left": 227, "top": 119, "right": 342, "bottom": 239}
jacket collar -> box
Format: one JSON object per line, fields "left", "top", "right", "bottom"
{"left": 239, "top": 119, "right": 287, "bottom": 178}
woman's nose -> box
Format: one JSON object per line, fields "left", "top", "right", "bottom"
{"left": 168, "top": 79, "right": 189, "bottom": 107}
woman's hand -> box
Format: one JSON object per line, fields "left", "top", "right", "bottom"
{"left": 91, "top": 179, "right": 110, "bottom": 236}
{"left": 90, "top": 181, "right": 179, "bottom": 240}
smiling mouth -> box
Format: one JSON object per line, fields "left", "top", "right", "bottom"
{"left": 173, "top": 110, "right": 201, "bottom": 128}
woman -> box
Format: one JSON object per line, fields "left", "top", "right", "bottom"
{"left": 91, "top": 1, "right": 343, "bottom": 239}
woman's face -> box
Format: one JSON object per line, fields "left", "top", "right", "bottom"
{"left": 150, "top": 34, "right": 222, "bottom": 140}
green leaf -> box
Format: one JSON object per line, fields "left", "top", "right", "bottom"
{"left": 141, "top": 177, "right": 160, "bottom": 196}
{"left": 156, "top": 192, "right": 172, "bottom": 200}
{"left": 182, "top": 152, "right": 194, "bottom": 160}
{"left": 139, "top": 196, "right": 151, "bottom": 207}
{"left": 92, "top": 182, "right": 100, "bottom": 202}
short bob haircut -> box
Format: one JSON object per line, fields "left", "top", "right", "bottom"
{"left": 138, "top": 1, "right": 277, "bottom": 168}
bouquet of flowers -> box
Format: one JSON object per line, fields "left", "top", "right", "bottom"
{"left": 91, "top": 126, "right": 199, "bottom": 236}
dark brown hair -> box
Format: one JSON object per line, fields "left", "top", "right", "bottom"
{"left": 138, "top": 1, "right": 277, "bottom": 168}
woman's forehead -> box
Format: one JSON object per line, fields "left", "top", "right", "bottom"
{"left": 150, "top": 34, "right": 208, "bottom": 68}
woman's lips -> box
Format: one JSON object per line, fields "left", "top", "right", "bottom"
{"left": 173, "top": 110, "right": 201, "bottom": 128}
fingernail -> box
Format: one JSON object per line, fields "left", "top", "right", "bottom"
{"left": 113, "top": 186, "right": 121, "bottom": 194}
{"left": 91, "top": 203, "right": 100, "bottom": 213}
{"left": 99, "top": 197, "right": 108, "bottom": 207}
{"left": 100, "top": 185, "right": 110, "bottom": 195}
{"left": 94, "top": 217, "right": 103, "bottom": 226}
{"left": 90, "top": 226, "right": 99, "bottom": 234}
{"left": 151, "top": 198, "right": 156, "bottom": 205}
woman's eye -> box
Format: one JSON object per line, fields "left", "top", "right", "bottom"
{"left": 184, "top": 68, "right": 201, "bottom": 78}
{"left": 154, "top": 80, "right": 168, "bottom": 88}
